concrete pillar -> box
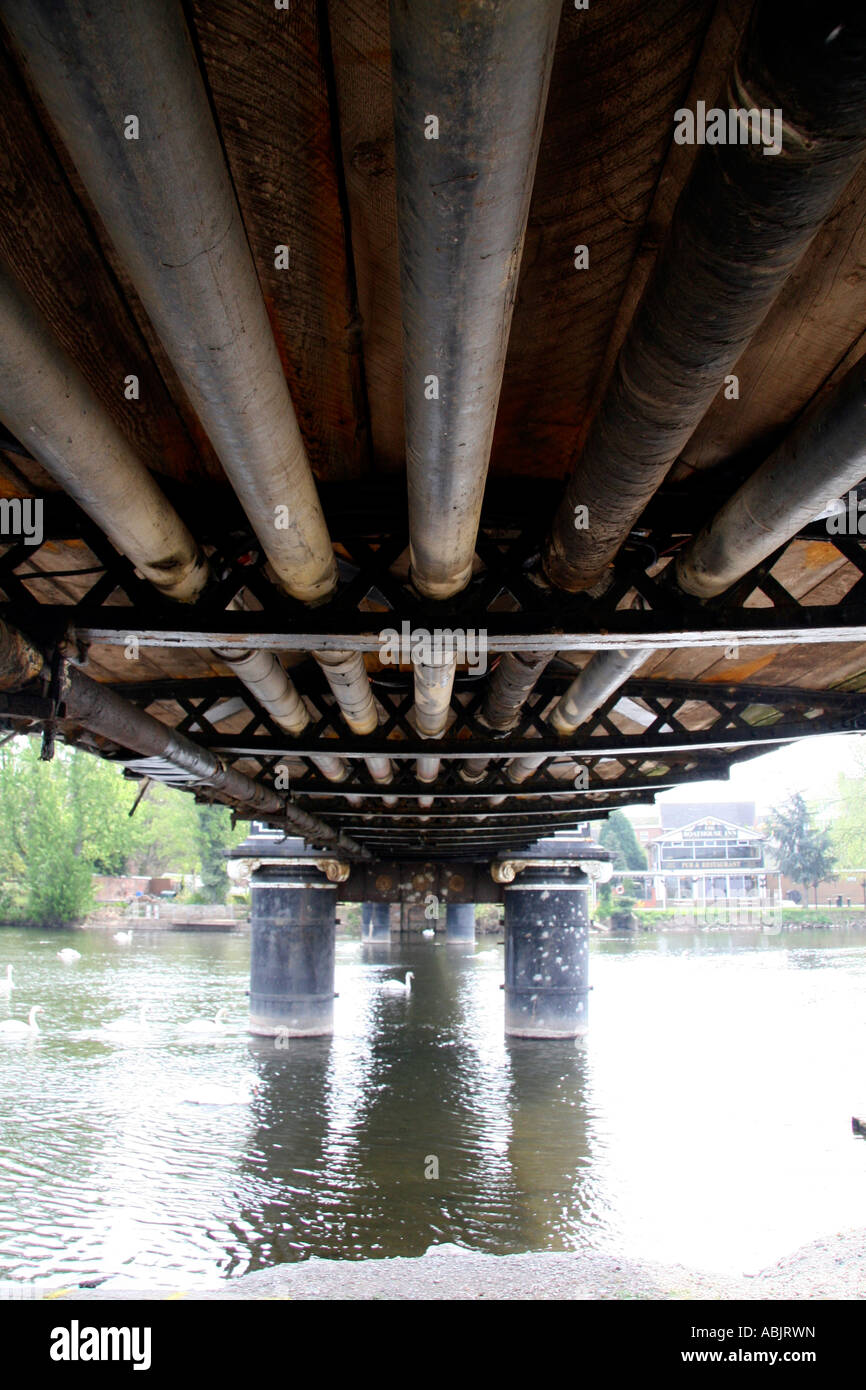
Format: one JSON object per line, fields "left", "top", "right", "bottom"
{"left": 362, "top": 901, "right": 391, "bottom": 941}
{"left": 445, "top": 902, "right": 475, "bottom": 942}
{"left": 503, "top": 865, "right": 589, "bottom": 1039}
{"left": 249, "top": 864, "right": 336, "bottom": 1036}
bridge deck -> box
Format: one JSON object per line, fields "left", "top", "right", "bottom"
{"left": 1, "top": 0, "right": 865, "bottom": 860}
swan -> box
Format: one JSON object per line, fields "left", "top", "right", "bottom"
{"left": 180, "top": 1007, "right": 229, "bottom": 1034}
{"left": 57, "top": 948, "right": 81, "bottom": 963}
{"left": 0, "top": 964, "right": 14, "bottom": 994}
{"left": 0, "top": 1005, "right": 43, "bottom": 1036}
{"left": 101, "top": 1006, "right": 150, "bottom": 1037}
{"left": 381, "top": 971, "right": 413, "bottom": 995}
{"left": 113, "top": 929, "right": 133, "bottom": 944}
{"left": 180, "top": 1079, "right": 259, "bottom": 1106}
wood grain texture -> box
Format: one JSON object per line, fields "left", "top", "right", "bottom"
{"left": 678, "top": 159, "right": 866, "bottom": 478}
{"left": 327, "top": 0, "right": 403, "bottom": 472}
{"left": 490, "top": 0, "right": 716, "bottom": 480}
{"left": 0, "top": 37, "right": 214, "bottom": 484}
{"left": 191, "top": 0, "right": 370, "bottom": 482}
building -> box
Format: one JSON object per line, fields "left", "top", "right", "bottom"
{"left": 619, "top": 802, "right": 774, "bottom": 907}
{"left": 651, "top": 803, "right": 767, "bottom": 903}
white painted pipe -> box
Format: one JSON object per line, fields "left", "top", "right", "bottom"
{"left": 313, "top": 650, "right": 392, "bottom": 784}
{"left": 2, "top": 0, "right": 338, "bottom": 604}
{"left": 0, "top": 261, "right": 207, "bottom": 603}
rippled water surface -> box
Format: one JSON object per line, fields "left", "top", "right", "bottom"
{"left": 1, "top": 925, "right": 865, "bottom": 1290}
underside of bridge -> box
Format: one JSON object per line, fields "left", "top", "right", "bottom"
{"left": 1, "top": 0, "right": 866, "bottom": 1034}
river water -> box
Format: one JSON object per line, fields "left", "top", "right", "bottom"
{"left": 0, "top": 925, "right": 864, "bottom": 1291}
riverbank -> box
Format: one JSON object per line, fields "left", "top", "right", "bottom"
{"left": 63, "top": 1228, "right": 866, "bottom": 1300}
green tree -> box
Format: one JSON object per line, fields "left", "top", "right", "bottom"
{"left": 194, "top": 802, "right": 237, "bottom": 903}
{"left": 766, "top": 793, "right": 835, "bottom": 906}
{"left": 127, "top": 783, "right": 199, "bottom": 878}
{"left": 19, "top": 746, "right": 95, "bottom": 924}
{"left": 831, "top": 749, "right": 866, "bottom": 869}
{"left": 599, "top": 810, "right": 647, "bottom": 871}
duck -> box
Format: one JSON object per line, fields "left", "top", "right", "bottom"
{"left": 853, "top": 1117, "right": 865, "bottom": 1138}
{"left": 421, "top": 928, "right": 435, "bottom": 938}
{"left": 180, "top": 1078, "right": 259, "bottom": 1106}
{"left": 113, "top": 929, "right": 133, "bottom": 944}
{"left": 179, "top": 1007, "right": 229, "bottom": 1034}
{"left": 101, "top": 1006, "right": 150, "bottom": 1037}
{"left": 57, "top": 948, "right": 81, "bottom": 963}
{"left": 381, "top": 971, "right": 414, "bottom": 995}
{"left": 0, "top": 1005, "right": 43, "bottom": 1037}
{"left": 0, "top": 964, "right": 14, "bottom": 994}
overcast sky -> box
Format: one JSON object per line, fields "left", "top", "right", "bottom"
{"left": 652, "top": 732, "right": 866, "bottom": 818}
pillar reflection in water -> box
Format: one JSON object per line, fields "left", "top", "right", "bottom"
{"left": 504, "top": 867, "right": 590, "bottom": 1039}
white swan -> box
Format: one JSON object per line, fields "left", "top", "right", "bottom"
{"left": 57, "top": 948, "right": 81, "bottom": 963}
{"left": 381, "top": 971, "right": 414, "bottom": 995}
{"left": 101, "top": 1006, "right": 150, "bottom": 1037}
{"left": 180, "top": 1079, "right": 259, "bottom": 1106}
{"left": 113, "top": 929, "right": 133, "bottom": 944}
{"left": 0, "top": 964, "right": 14, "bottom": 994}
{"left": 179, "top": 1007, "right": 229, "bottom": 1034}
{"left": 0, "top": 1005, "right": 43, "bottom": 1036}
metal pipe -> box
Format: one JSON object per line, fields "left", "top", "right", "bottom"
{"left": 484, "top": 651, "right": 554, "bottom": 731}
{"left": 677, "top": 353, "right": 866, "bottom": 598}
{"left": 460, "top": 650, "right": 553, "bottom": 781}
{"left": 0, "top": 261, "right": 207, "bottom": 602}
{"left": 312, "top": 650, "right": 393, "bottom": 784}
{"left": 0, "top": 621, "right": 368, "bottom": 856}
{"left": 0, "top": 0, "right": 388, "bottom": 778}
{"left": 1, "top": 0, "right": 337, "bottom": 604}
{"left": 412, "top": 655, "right": 457, "bottom": 785}
{"left": 544, "top": 2, "right": 866, "bottom": 593}
{"left": 550, "top": 649, "right": 648, "bottom": 736}
{"left": 215, "top": 647, "right": 347, "bottom": 785}
{"left": 63, "top": 669, "right": 368, "bottom": 854}
{"left": 390, "top": 0, "right": 561, "bottom": 599}
{"left": 518, "top": 346, "right": 866, "bottom": 781}
{"left": 507, "top": 649, "right": 646, "bottom": 783}
{"left": 0, "top": 268, "right": 349, "bottom": 783}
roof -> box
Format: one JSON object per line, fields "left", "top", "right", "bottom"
{"left": 660, "top": 802, "right": 757, "bottom": 831}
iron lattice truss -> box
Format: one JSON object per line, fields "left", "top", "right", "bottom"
{"left": 2, "top": 481, "right": 866, "bottom": 857}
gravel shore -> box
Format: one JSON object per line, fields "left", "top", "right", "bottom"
{"left": 64, "top": 1229, "right": 866, "bottom": 1301}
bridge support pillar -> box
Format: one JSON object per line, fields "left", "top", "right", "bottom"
{"left": 362, "top": 901, "right": 391, "bottom": 940}
{"left": 503, "top": 866, "right": 590, "bottom": 1039}
{"left": 445, "top": 902, "right": 475, "bottom": 942}
{"left": 249, "top": 864, "right": 336, "bottom": 1036}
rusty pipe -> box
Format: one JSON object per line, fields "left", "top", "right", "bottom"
{"left": 460, "top": 650, "right": 553, "bottom": 782}
{"left": 0, "top": 620, "right": 368, "bottom": 855}
{"left": 544, "top": 1, "right": 866, "bottom": 593}
{"left": 677, "top": 352, "right": 866, "bottom": 597}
